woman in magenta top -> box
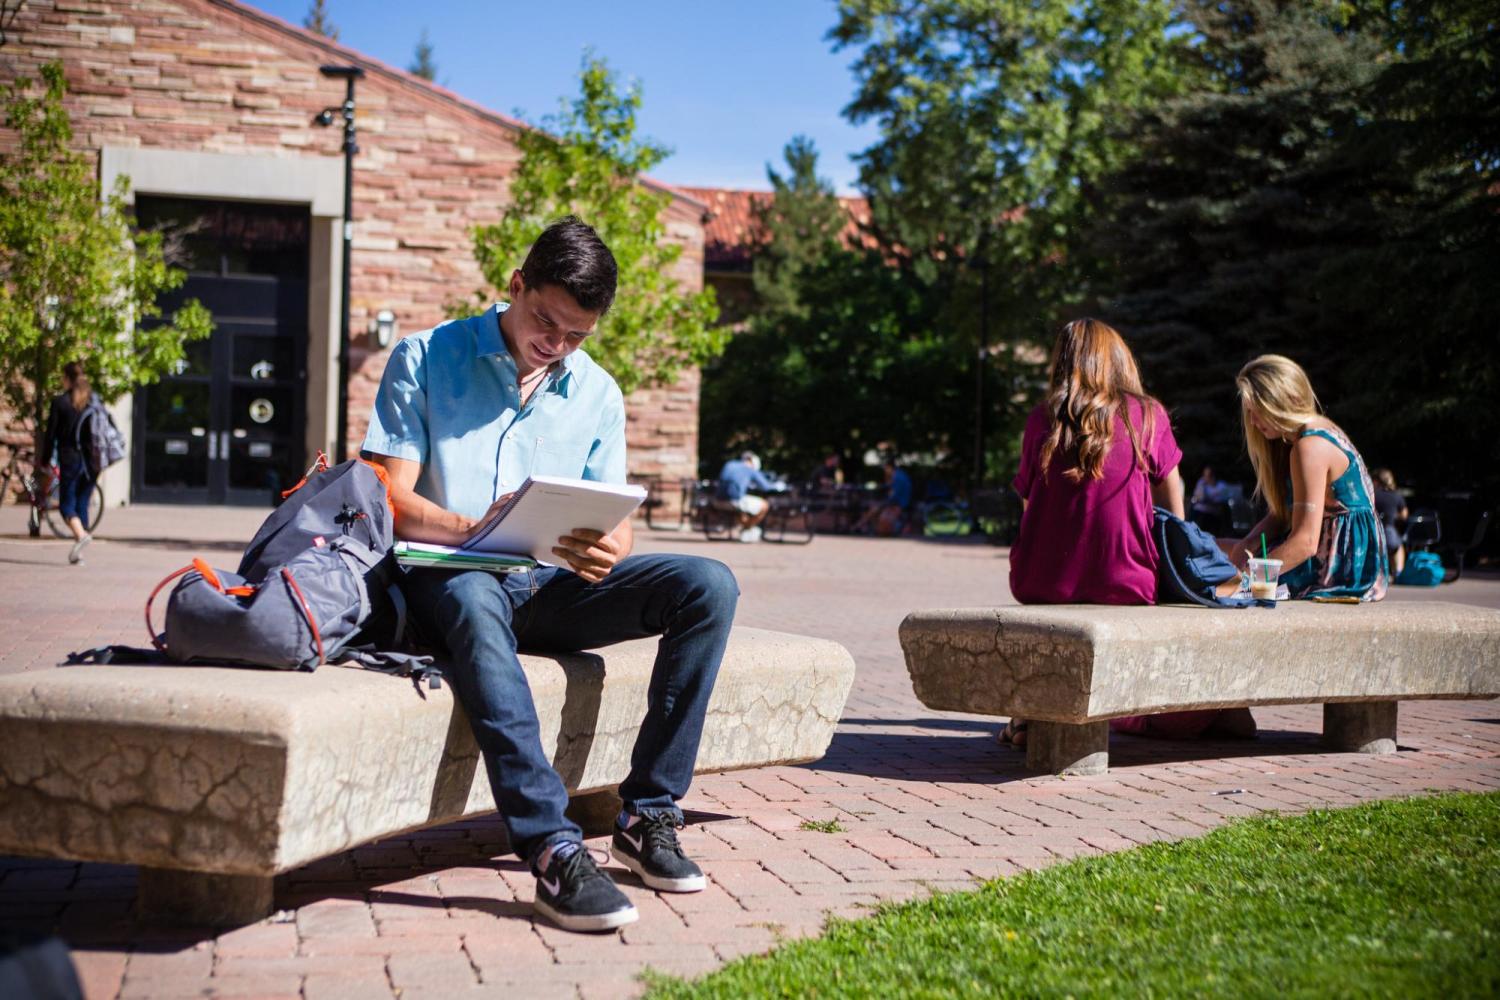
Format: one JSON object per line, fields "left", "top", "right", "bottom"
{"left": 1009, "top": 318, "right": 1184, "bottom": 605}
{"left": 1001, "top": 318, "right": 1185, "bottom": 746}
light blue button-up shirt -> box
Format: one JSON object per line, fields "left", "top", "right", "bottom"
{"left": 362, "top": 303, "right": 627, "bottom": 520}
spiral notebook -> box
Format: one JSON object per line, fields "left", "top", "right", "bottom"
{"left": 460, "top": 474, "right": 647, "bottom": 562}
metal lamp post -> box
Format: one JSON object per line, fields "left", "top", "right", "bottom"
{"left": 972, "top": 251, "right": 989, "bottom": 489}
{"left": 314, "top": 64, "right": 364, "bottom": 462}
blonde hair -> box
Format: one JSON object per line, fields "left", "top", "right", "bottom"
{"left": 1039, "top": 318, "right": 1157, "bottom": 482}
{"left": 1236, "top": 354, "right": 1323, "bottom": 522}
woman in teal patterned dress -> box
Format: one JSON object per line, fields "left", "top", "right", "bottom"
{"left": 1217, "top": 355, "right": 1388, "bottom": 601}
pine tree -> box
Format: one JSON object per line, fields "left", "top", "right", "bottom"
{"left": 303, "top": 0, "right": 338, "bottom": 41}
{"left": 1311, "top": 1, "right": 1500, "bottom": 492}
{"left": 1096, "top": 0, "right": 1499, "bottom": 492}
{"left": 750, "top": 137, "right": 846, "bottom": 324}
{"left": 1096, "top": 0, "right": 1385, "bottom": 475}
{"left": 408, "top": 28, "right": 437, "bottom": 82}
{"left": 699, "top": 139, "right": 973, "bottom": 480}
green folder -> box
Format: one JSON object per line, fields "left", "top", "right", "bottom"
{"left": 393, "top": 541, "right": 535, "bottom": 574}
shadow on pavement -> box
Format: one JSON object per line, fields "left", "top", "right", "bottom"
{"left": 808, "top": 724, "right": 1395, "bottom": 782}
{"left": 113, "top": 538, "right": 247, "bottom": 553}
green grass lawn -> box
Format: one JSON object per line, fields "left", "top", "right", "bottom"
{"left": 647, "top": 792, "right": 1499, "bottom": 998}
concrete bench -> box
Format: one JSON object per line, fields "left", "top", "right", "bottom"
{"left": 900, "top": 601, "right": 1500, "bottom": 776}
{"left": 0, "top": 627, "right": 854, "bottom": 925}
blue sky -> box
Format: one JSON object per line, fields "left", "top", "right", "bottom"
{"left": 247, "top": 0, "right": 879, "bottom": 194}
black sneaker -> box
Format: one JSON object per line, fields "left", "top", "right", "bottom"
{"left": 611, "top": 814, "right": 707, "bottom": 892}
{"left": 532, "top": 843, "right": 638, "bottom": 932}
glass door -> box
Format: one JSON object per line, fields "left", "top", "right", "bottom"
{"left": 133, "top": 198, "right": 310, "bottom": 505}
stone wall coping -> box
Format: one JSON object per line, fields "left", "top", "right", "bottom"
{"left": 0, "top": 627, "right": 855, "bottom": 878}
{"left": 901, "top": 601, "right": 1500, "bottom": 723}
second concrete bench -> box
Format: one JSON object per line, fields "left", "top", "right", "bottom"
{"left": 0, "top": 626, "right": 855, "bottom": 925}
{"left": 900, "top": 601, "right": 1500, "bottom": 776}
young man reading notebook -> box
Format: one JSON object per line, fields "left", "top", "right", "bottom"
{"left": 361, "top": 217, "right": 739, "bottom": 932}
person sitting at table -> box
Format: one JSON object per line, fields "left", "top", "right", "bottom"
{"left": 853, "top": 457, "right": 912, "bottom": 537}
{"left": 1189, "top": 464, "right": 1232, "bottom": 535}
{"left": 716, "top": 451, "right": 774, "bottom": 543}
{"left": 1371, "top": 467, "right": 1408, "bottom": 576}
{"left": 807, "top": 453, "right": 843, "bottom": 489}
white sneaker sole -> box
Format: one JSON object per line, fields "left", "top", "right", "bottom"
{"left": 533, "top": 896, "right": 638, "bottom": 932}
{"left": 611, "top": 846, "right": 708, "bottom": 892}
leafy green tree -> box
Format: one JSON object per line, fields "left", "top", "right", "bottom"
{"left": 827, "top": 0, "right": 1200, "bottom": 479}
{"left": 1096, "top": 0, "right": 1499, "bottom": 492}
{"left": 750, "top": 136, "right": 847, "bottom": 324}
{"left": 830, "top": 0, "right": 1195, "bottom": 285}
{"left": 460, "top": 57, "right": 723, "bottom": 395}
{"left": 700, "top": 140, "right": 1002, "bottom": 482}
{"left": 302, "top": 0, "right": 337, "bottom": 40}
{"left": 0, "top": 63, "right": 212, "bottom": 458}
{"left": 408, "top": 27, "right": 437, "bottom": 82}
{"left": 700, "top": 242, "right": 960, "bottom": 481}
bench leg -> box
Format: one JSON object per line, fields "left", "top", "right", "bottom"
{"left": 1324, "top": 702, "right": 1397, "bottom": 754}
{"left": 137, "top": 868, "right": 275, "bottom": 926}
{"left": 1026, "top": 721, "right": 1110, "bottom": 776}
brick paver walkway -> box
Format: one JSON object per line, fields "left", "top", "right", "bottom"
{"left": 2, "top": 503, "right": 1497, "bottom": 999}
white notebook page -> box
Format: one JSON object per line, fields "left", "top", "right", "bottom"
{"left": 461, "top": 475, "right": 646, "bottom": 560}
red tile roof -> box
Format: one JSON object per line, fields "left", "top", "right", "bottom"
{"left": 678, "top": 187, "right": 873, "bottom": 271}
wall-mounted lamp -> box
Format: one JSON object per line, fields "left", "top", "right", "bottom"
{"left": 369, "top": 309, "right": 397, "bottom": 349}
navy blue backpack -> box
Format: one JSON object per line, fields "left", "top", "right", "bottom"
{"left": 1153, "top": 506, "right": 1257, "bottom": 608}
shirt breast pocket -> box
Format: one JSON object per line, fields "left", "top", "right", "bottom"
{"left": 530, "top": 434, "right": 593, "bottom": 480}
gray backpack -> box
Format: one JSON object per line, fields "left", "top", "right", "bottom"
{"left": 76, "top": 395, "right": 127, "bottom": 479}
{"left": 143, "top": 457, "right": 437, "bottom": 682}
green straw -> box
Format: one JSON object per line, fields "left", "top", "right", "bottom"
{"left": 1260, "top": 533, "right": 1268, "bottom": 560}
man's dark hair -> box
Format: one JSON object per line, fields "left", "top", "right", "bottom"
{"left": 520, "top": 216, "right": 618, "bottom": 314}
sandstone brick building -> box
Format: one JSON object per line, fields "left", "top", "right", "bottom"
{"left": 1, "top": 0, "right": 707, "bottom": 509}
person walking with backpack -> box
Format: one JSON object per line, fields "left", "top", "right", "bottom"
{"left": 362, "top": 217, "right": 739, "bottom": 933}
{"left": 39, "top": 362, "right": 96, "bottom": 565}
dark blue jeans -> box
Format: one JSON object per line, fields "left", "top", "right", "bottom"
{"left": 56, "top": 455, "right": 94, "bottom": 531}
{"left": 402, "top": 553, "right": 739, "bottom": 866}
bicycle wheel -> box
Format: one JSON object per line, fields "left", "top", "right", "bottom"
{"left": 921, "top": 501, "right": 970, "bottom": 537}
{"left": 44, "top": 479, "right": 105, "bottom": 538}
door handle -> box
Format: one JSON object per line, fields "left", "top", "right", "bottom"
{"left": 208, "top": 432, "right": 218, "bottom": 461}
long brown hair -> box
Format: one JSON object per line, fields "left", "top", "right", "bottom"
{"left": 1236, "top": 354, "right": 1323, "bottom": 523}
{"left": 64, "top": 361, "right": 90, "bottom": 410}
{"left": 1039, "top": 318, "right": 1158, "bottom": 481}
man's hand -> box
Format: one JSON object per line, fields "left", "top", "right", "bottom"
{"left": 463, "top": 492, "right": 514, "bottom": 543}
{"left": 552, "top": 527, "right": 626, "bottom": 583}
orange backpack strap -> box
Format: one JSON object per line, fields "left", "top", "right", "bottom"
{"left": 191, "top": 558, "right": 223, "bottom": 592}
{"left": 359, "top": 457, "right": 398, "bottom": 528}
{"left": 280, "top": 450, "right": 331, "bottom": 500}
{"left": 144, "top": 564, "right": 196, "bottom": 653}
{"left": 281, "top": 567, "right": 325, "bottom": 666}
